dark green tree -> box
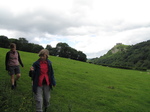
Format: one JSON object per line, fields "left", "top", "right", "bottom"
{"left": 77, "top": 51, "right": 87, "bottom": 62}
{"left": 18, "top": 38, "right": 28, "bottom": 44}
{"left": 46, "top": 45, "right": 54, "bottom": 55}
{"left": 56, "top": 43, "right": 69, "bottom": 57}
{"left": 0, "top": 35, "right": 9, "bottom": 48}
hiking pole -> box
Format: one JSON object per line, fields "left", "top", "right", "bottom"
{"left": 31, "top": 80, "right": 34, "bottom": 112}
{"left": 7, "top": 71, "right": 13, "bottom": 112}
{"left": 29, "top": 70, "right": 34, "bottom": 112}
{"left": 10, "top": 87, "right": 13, "bottom": 112}
{"left": 32, "top": 86, "right": 34, "bottom": 112}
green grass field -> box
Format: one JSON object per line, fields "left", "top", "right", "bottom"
{"left": 0, "top": 47, "right": 150, "bottom": 112}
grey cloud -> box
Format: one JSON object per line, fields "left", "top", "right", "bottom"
{"left": 0, "top": 8, "right": 82, "bottom": 35}
{"left": 0, "top": 1, "right": 98, "bottom": 36}
{"left": 118, "top": 23, "right": 150, "bottom": 32}
{"left": 99, "top": 19, "right": 150, "bottom": 33}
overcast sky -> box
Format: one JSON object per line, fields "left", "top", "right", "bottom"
{"left": 0, "top": 0, "right": 150, "bottom": 58}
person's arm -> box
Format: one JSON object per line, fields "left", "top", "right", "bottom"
{"left": 30, "top": 62, "right": 37, "bottom": 80}
{"left": 29, "top": 66, "right": 34, "bottom": 79}
{"left": 18, "top": 51, "right": 24, "bottom": 67}
{"left": 5, "top": 52, "right": 9, "bottom": 71}
{"left": 49, "top": 62, "right": 56, "bottom": 86}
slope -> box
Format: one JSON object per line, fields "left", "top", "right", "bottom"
{"left": 0, "top": 48, "right": 150, "bottom": 112}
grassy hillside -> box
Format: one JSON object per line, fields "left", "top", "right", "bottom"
{"left": 0, "top": 47, "right": 150, "bottom": 112}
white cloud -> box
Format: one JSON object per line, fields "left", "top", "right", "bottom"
{"left": 0, "top": 0, "right": 150, "bottom": 58}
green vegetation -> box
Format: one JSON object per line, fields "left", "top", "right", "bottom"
{"left": 0, "top": 36, "right": 87, "bottom": 62}
{"left": 1, "top": 47, "right": 150, "bottom": 112}
{"left": 89, "top": 40, "right": 150, "bottom": 71}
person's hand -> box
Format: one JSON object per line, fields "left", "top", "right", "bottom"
{"left": 30, "top": 66, "right": 34, "bottom": 71}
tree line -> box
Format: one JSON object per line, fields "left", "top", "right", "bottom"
{"left": 88, "top": 40, "right": 150, "bottom": 71}
{"left": 0, "top": 35, "right": 87, "bottom": 62}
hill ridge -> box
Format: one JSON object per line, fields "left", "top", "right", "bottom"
{"left": 108, "top": 43, "right": 129, "bottom": 54}
{"left": 89, "top": 40, "right": 150, "bottom": 70}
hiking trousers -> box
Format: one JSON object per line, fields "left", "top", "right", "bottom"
{"left": 34, "top": 85, "right": 50, "bottom": 112}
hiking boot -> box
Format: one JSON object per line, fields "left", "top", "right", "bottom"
{"left": 14, "top": 81, "right": 17, "bottom": 87}
{"left": 44, "top": 107, "right": 47, "bottom": 112}
{"left": 11, "top": 85, "right": 15, "bottom": 90}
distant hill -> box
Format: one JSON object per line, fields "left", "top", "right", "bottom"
{"left": 88, "top": 40, "right": 150, "bottom": 70}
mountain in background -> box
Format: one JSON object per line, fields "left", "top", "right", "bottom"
{"left": 88, "top": 40, "right": 150, "bottom": 71}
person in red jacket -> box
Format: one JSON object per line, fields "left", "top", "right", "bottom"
{"left": 29, "top": 49, "right": 56, "bottom": 112}
{"left": 5, "top": 43, "right": 24, "bottom": 90}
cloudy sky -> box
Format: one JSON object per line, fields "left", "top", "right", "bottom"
{"left": 0, "top": 0, "right": 150, "bottom": 58}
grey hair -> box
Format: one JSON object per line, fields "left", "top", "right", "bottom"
{"left": 38, "top": 49, "right": 49, "bottom": 58}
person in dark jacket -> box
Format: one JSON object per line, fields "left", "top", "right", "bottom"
{"left": 5, "top": 43, "right": 24, "bottom": 90}
{"left": 29, "top": 49, "right": 56, "bottom": 112}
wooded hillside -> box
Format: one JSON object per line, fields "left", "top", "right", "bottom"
{"left": 88, "top": 40, "right": 150, "bottom": 71}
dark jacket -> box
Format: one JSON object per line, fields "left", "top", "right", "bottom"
{"left": 29, "top": 59, "right": 56, "bottom": 94}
